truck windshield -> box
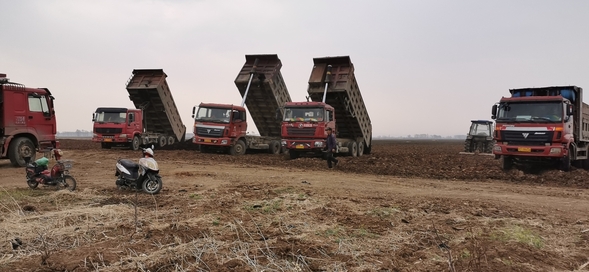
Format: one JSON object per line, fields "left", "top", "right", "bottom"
{"left": 284, "top": 107, "right": 324, "bottom": 122}
{"left": 95, "top": 112, "right": 127, "bottom": 123}
{"left": 195, "top": 107, "right": 231, "bottom": 123}
{"left": 496, "top": 102, "right": 563, "bottom": 123}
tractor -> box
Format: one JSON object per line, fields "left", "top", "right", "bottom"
{"left": 461, "top": 120, "right": 494, "bottom": 155}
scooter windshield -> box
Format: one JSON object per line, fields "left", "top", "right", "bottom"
{"left": 139, "top": 157, "right": 159, "bottom": 171}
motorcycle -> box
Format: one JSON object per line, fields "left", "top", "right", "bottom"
{"left": 115, "top": 146, "right": 163, "bottom": 194}
{"left": 24, "top": 148, "right": 77, "bottom": 191}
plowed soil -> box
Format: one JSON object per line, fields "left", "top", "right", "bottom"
{"left": 0, "top": 139, "right": 588, "bottom": 271}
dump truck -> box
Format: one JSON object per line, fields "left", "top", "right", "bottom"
{"left": 491, "top": 86, "right": 589, "bottom": 171}
{"left": 191, "top": 54, "right": 291, "bottom": 155}
{"left": 0, "top": 73, "right": 59, "bottom": 166}
{"left": 281, "top": 56, "right": 372, "bottom": 159}
{"left": 458, "top": 120, "right": 495, "bottom": 156}
{"left": 92, "top": 69, "right": 186, "bottom": 150}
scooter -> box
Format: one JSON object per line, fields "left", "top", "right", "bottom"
{"left": 114, "top": 146, "right": 163, "bottom": 194}
{"left": 24, "top": 148, "right": 77, "bottom": 191}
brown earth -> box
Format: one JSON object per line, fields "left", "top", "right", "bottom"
{"left": 0, "top": 139, "right": 588, "bottom": 271}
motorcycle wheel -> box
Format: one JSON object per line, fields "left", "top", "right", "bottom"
{"left": 59, "top": 175, "right": 77, "bottom": 191}
{"left": 142, "top": 175, "right": 162, "bottom": 194}
{"left": 27, "top": 179, "right": 39, "bottom": 189}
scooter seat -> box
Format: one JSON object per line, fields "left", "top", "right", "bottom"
{"left": 119, "top": 159, "right": 139, "bottom": 171}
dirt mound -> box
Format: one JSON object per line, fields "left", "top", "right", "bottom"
{"left": 57, "top": 139, "right": 589, "bottom": 188}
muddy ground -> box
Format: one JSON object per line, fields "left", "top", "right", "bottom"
{"left": 0, "top": 139, "right": 588, "bottom": 271}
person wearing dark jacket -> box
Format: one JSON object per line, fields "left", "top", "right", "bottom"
{"left": 325, "top": 127, "right": 339, "bottom": 168}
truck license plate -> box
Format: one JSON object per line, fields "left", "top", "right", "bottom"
{"left": 104, "top": 139, "right": 112, "bottom": 142}
{"left": 296, "top": 144, "right": 304, "bottom": 149}
{"left": 204, "top": 139, "right": 211, "bottom": 143}
{"left": 518, "top": 147, "right": 531, "bottom": 152}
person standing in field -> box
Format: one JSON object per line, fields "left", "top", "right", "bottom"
{"left": 325, "top": 127, "right": 339, "bottom": 169}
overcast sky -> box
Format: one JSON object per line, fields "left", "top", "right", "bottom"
{"left": 2, "top": 0, "right": 589, "bottom": 136}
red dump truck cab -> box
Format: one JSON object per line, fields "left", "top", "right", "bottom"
{"left": 281, "top": 102, "right": 334, "bottom": 153}
{"left": 492, "top": 86, "right": 589, "bottom": 171}
{"left": 192, "top": 103, "right": 247, "bottom": 148}
{"left": 92, "top": 108, "right": 143, "bottom": 149}
{"left": 1, "top": 73, "right": 58, "bottom": 166}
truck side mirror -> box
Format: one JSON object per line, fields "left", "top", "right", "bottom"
{"left": 191, "top": 106, "right": 196, "bottom": 118}
{"left": 567, "top": 105, "right": 573, "bottom": 116}
{"left": 491, "top": 105, "right": 498, "bottom": 119}
{"left": 92, "top": 113, "right": 96, "bottom": 122}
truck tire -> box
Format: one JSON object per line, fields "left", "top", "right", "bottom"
{"left": 131, "top": 136, "right": 141, "bottom": 151}
{"left": 561, "top": 155, "right": 571, "bottom": 172}
{"left": 158, "top": 136, "right": 167, "bottom": 148}
{"left": 502, "top": 156, "right": 513, "bottom": 171}
{"left": 269, "top": 140, "right": 280, "bottom": 155}
{"left": 348, "top": 141, "right": 358, "bottom": 157}
{"left": 357, "top": 140, "right": 364, "bottom": 157}
{"left": 229, "top": 140, "right": 246, "bottom": 155}
{"left": 464, "top": 139, "right": 472, "bottom": 152}
{"left": 167, "top": 136, "right": 175, "bottom": 146}
{"left": 289, "top": 150, "right": 300, "bottom": 160}
{"left": 9, "top": 137, "right": 36, "bottom": 167}
{"left": 101, "top": 142, "right": 112, "bottom": 149}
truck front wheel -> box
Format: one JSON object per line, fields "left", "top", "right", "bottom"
{"left": 229, "top": 140, "right": 246, "bottom": 155}
{"left": 9, "top": 137, "right": 36, "bottom": 167}
{"left": 269, "top": 140, "right": 280, "bottom": 155}
{"left": 561, "top": 155, "right": 571, "bottom": 172}
{"left": 131, "top": 136, "right": 141, "bottom": 151}
{"left": 501, "top": 156, "right": 513, "bottom": 171}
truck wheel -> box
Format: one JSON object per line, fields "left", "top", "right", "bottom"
{"left": 158, "top": 136, "right": 167, "bottom": 148}
{"left": 357, "top": 140, "right": 364, "bottom": 157}
{"left": 9, "top": 137, "right": 36, "bottom": 167}
{"left": 131, "top": 136, "right": 141, "bottom": 151}
{"left": 229, "top": 140, "right": 246, "bottom": 155}
{"left": 348, "top": 141, "right": 358, "bottom": 157}
{"left": 502, "top": 156, "right": 513, "bottom": 171}
{"left": 289, "top": 150, "right": 300, "bottom": 160}
{"left": 101, "top": 142, "right": 112, "bottom": 149}
{"left": 464, "top": 139, "right": 472, "bottom": 152}
{"left": 167, "top": 136, "right": 175, "bottom": 146}
{"left": 269, "top": 140, "right": 280, "bottom": 155}
{"left": 561, "top": 155, "right": 571, "bottom": 172}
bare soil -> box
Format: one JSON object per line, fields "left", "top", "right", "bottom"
{"left": 0, "top": 139, "right": 588, "bottom": 271}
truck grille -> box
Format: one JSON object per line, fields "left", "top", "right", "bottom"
{"left": 196, "top": 127, "right": 223, "bottom": 137}
{"left": 95, "top": 128, "right": 122, "bottom": 134}
{"left": 286, "top": 127, "right": 316, "bottom": 137}
{"left": 501, "top": 131, "right": 554, "bottom": 146}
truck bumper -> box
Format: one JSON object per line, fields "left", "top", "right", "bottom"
{"left": 492, "top": 144, "right": 567, "bottom": 158}
{"left": 92, "top": 136, "right": 131, "bottom": 143}
{"left": 282, "top": 139, "right": 325, "bottom": 151}
{"left": 193, "top": 137, "right": 232, "bottom": 146}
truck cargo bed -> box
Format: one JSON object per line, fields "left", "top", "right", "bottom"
{"left": 234, "top": 55, "right": 291, "bottom": 138}
{"left": 307, "top": 56, "right": 372, "bottom": 145}
{"left": 126, "top": 69, "right": 186, "bottom": 141}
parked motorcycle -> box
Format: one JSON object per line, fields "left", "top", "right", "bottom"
{"left": 24, "top": 148, "right": 77, "bottom": 191}
{"left": 115, "top": 146, "right": 163, "bottom": 194}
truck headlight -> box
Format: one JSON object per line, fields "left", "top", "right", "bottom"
{"left": 120, "top": 134, "right": 127, "bottom": 138}
{"left": 550, "top": 148, "right": 561, "bottom": 154}
{"left": 314, "top": 141, "right": 323, "bottom": 147}
{"left": 221, "top": 140, "right": 227, "bottom": 144}
{"left": 281, "top": 140, "right": 286, "bottom": 146}
{"left": 493, "top": 146, "right": 501, "bottom": 152}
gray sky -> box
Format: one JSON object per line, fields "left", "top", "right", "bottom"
{"left": 2, "top": 0, "right": 589, "bottom": 136}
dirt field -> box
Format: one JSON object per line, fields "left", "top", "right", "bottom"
{"left": 1, "top": 139, "right": 588, "bottom": 271}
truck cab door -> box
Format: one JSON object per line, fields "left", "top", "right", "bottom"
{"left": 326, "top": 110, "right": 336, "bottom": 133}
{"left": 127, "top": 112, "right": 140, "bottom": 134}
{"left": 232, "top": 110, "right": 246, "bottom": 136}
{"left": 27, "top": 93, "right": 55, "bottom": 141}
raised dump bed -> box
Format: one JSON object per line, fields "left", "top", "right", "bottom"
{"left": 126, "top": 69, "right": 186, "bottom": 142}
{"left": 307, "top": 56, "right": 372, "bottom": 150}
{"left": 234, "top": 54, "right": 291, "bottom": 137}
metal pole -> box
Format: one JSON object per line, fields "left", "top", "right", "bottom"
{"left": 322, "top": 65, "right": 332, "bottom": 103}
{"left": 241, "top": 58, "right": 259, "bottom": 107}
